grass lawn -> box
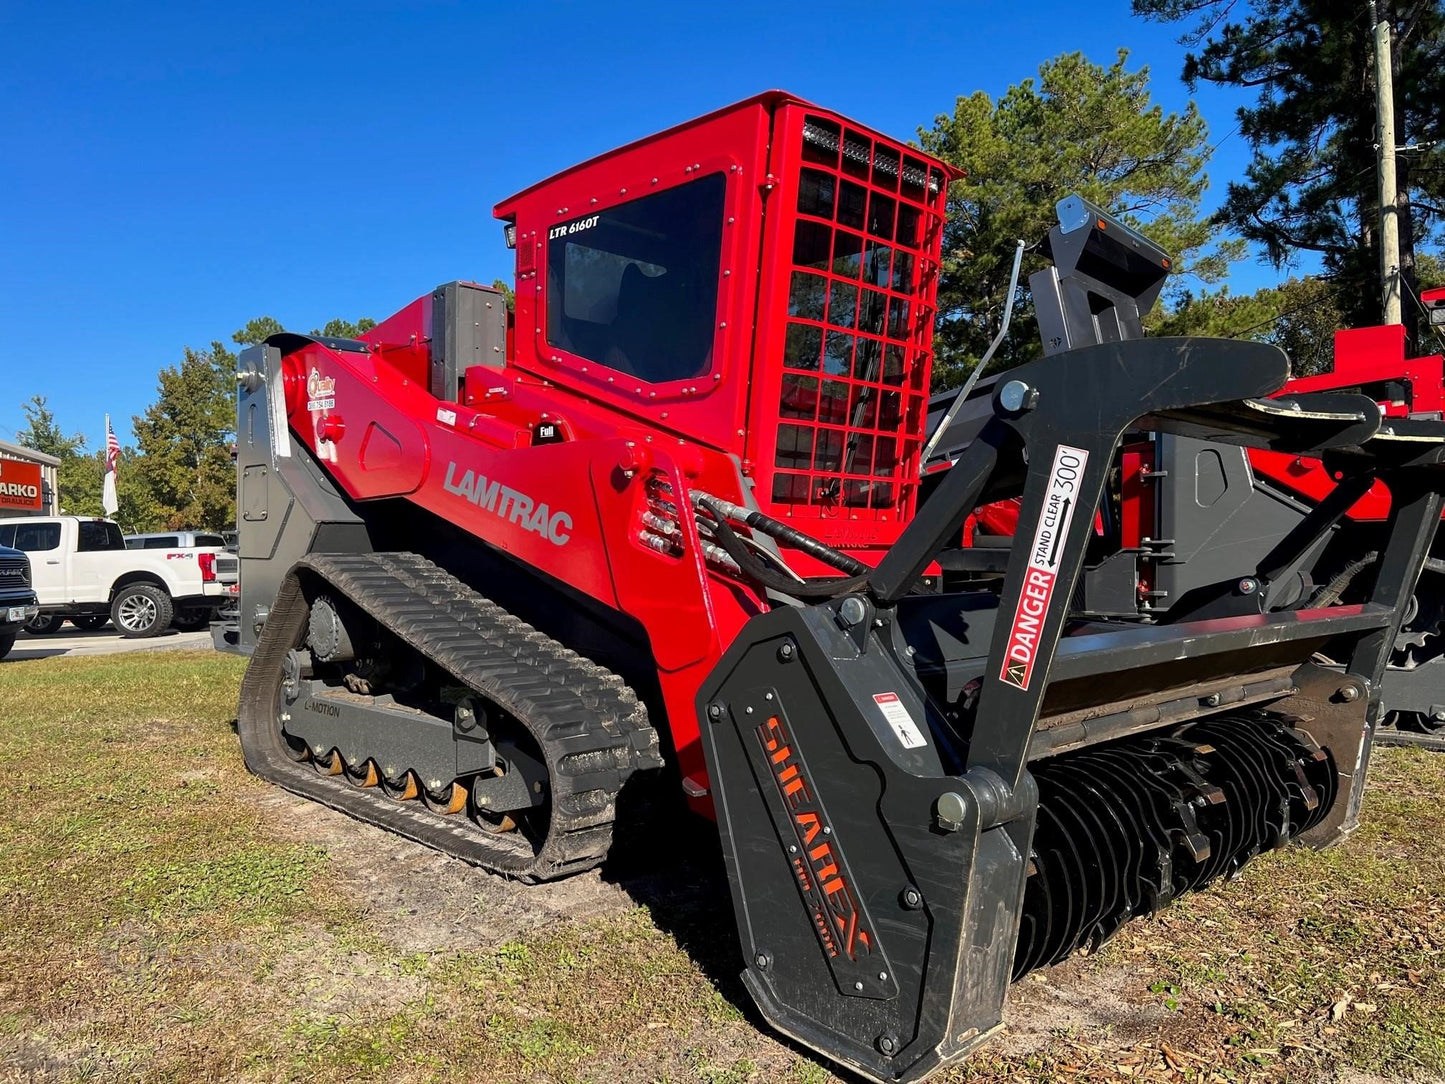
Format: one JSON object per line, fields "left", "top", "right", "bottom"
{"left": 1, "top": 650, "right": 1443, "bottom": 1083}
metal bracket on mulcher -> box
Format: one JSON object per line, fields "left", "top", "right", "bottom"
{"left": 697, "top": 336, "right": 1445, "bottom": 1083}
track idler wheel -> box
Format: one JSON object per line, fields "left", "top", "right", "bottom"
{"left": 469, "top": 767, "right": 518, "bottom": 834}
{"left": 1014, "top": 712, "right": 1336, "bottom": 980}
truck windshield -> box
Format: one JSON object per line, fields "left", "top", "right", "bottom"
{"left": 545, "top": 172, "right": 726, "bottom": 385}
{"left": 77, "top": 521, "right": 125, "bottom": 552}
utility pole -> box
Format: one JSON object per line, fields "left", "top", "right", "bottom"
{"left": 1373, "top": 5, "right": 1403, "bottom": 325}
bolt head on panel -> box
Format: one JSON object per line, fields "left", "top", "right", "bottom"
{"left": 998, "top": 380, "right": 1034, "bottom": 412}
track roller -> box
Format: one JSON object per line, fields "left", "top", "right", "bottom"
{"left": 381, "top": 771, "right": 420, "bottom": 802}
{"left": 421, "top": 783, "right": 469, "bottom": 816}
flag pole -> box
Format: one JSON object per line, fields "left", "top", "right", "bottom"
{"left": 102, "top": 414, "right": 119, "bottom": 517}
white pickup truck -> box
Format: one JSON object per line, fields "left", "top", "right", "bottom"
{"left": 0, "top": 516, "right": 229, "bottom": 637}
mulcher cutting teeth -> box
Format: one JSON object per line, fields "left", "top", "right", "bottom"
{"left": 1015, "top": 713, "right": 1334, "bottom": 979}
{"left": 698, "top": 329, "right": 1445, "bottom": 1084}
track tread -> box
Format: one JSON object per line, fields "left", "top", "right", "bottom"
{"left": 237, "top": 552, "right": 663, "bottom": 881}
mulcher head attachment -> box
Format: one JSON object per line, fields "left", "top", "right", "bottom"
{"left": 699, "top": 336, "right": 1445, "bottom": 1082}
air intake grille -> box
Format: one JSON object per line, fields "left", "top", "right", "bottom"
{"left": 769, "top": 114, "right": 948, "bottom": 526}
{"left": 0, "top": 558, "right": 29, "bottom": 588}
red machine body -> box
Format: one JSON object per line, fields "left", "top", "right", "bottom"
{"left": 231, "top": 99, "right": 1445, "bottom": 1082}
{"left": 264, "top": 92, "right": 956, "bottom": 811}
{"left": 1248, "top": 322, "right": 1445, "bottom": 520}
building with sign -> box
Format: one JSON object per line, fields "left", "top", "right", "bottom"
{"left": 0, "top": 440, "right": 60, "bottom": 516}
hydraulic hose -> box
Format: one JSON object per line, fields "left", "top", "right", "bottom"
{"left": 1307, "top": 551, "right": 1380, "bottom": 609}
{"left": 689, "top": 492, "right": 869, "bottom": 576}
{"left": 1306, "top": 553, "right": 1445, "bottom": 610}
{"left": 694, "top": 498, "right": 869, "bottom": 599}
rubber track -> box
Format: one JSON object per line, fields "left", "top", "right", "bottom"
{"left": 237, "top": 552, "right": 663, "bottom": 881}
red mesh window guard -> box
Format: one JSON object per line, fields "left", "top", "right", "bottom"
{"left": 766, "top": 113, "right": 948, "bottom": 530}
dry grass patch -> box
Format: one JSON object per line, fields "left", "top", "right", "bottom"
{"left": 3, "top": 650, "right": 1445, "bottom": 1083}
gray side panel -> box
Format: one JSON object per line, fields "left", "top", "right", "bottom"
{"left": 1150, "top": 433, "right": 1321, "bottom": 612}
{"left": 234, "top": 343, "right": 371, "bottom": 652}
{"left": 430, "top": 281, "right": 508, "bottom": 402}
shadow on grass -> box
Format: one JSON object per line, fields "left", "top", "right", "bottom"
{"left": 605, "top": 780, "right": 749, "bottom": 1009}
{"left": 601, "top": 778, "right": 867, "bottom": 1082}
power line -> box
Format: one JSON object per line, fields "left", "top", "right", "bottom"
{"left": 1208, "top": 122, "right": 1242, "bottom": 156}
{"left": 1400, "top": 274, "right": 1445, "bottom": 351}
{"left": 1227, "top": 283, "right": 1343, "bottom": 339}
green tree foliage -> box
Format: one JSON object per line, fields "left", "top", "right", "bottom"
{"left": 15, "top": 395, "right": 86, "bottom": 458}
{"left": 919, "top": 50, "right": 1241, "bottom": 387}
{"left": 54, "top": 445, "right": 159, "bottom": 530}
{"left": 20, "top": 312, "right": 382, "bottom": 530}
{"left": 1134, "top": 0, "right": 1445, "bottom": 346}
{"left": 130, "top": 344, "right": 238, "bottom": 530}
{"left": 314, "top": 317, "right": 377, "bottom": 339}
{"left": 13, "top": 399, "right": 156, "bottom": 527}
{"left": 491, "top": 278, "right": 516, "bottom": 312}
{"left": 232, "top": 316, "right": 284, "bottom": 346}
{"left": 1154, "top": 276, "right": 1345, "bottom": 374}
{"left": 55, "top": 451, "right": 100, "bottom": 515}
{"left": 13, "top": 396, "right": 114, "bottom": 522}
{"left": 233, "top": 315, "right": 376, "bottom": 344}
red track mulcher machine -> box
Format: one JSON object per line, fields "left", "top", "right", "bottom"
{"left": 225, "top": 93, "right": 1445, "bottom": 1081}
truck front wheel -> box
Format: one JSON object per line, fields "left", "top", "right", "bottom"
{"left": 0, "top": 631, "right": 14, "bottom": 660}
{"left": 111, "top": 584, "right": 174, "bottom": 639}
{"left": 24, "top": 614, "right": 63, "bottom": 635}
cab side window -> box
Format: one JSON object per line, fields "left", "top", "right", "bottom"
{"left": 12, "top": 523, "right": 61, "bottom": 552}
{"left": 545, "top": 173, "right": 726, "bottom": 385}
{"left": 78, "top": 521, "right": 125, "bottom": 552}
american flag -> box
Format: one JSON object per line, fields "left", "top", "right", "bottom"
{"left": 105, "top": 418, "right": 120, "bottom": 473}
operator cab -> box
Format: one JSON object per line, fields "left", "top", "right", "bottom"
{"left": 494, "top": 92, "right": 957, "bottom": 552}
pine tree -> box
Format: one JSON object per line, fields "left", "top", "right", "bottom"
{"left": 15, "top": 395, "right": 86, "bottom": 458}
{"left": 1154, "top": 276, "right": 1345, "bottom": 373}
{"left": 919, "top": 50, "right": 1241, "bottom": 387}
{"left": 130, "top": 343, "right": 238, "bottom": 530}
{"left": 1134, "top": 0, "right": 1445, "bottom": 345}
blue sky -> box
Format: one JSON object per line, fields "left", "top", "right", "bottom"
{"left": 0, "top": 0, "right": 1266, "bottom": 449}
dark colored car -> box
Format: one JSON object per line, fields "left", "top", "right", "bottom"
{"left": 0, "top": 544, "right": 39, "bottom": 660}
